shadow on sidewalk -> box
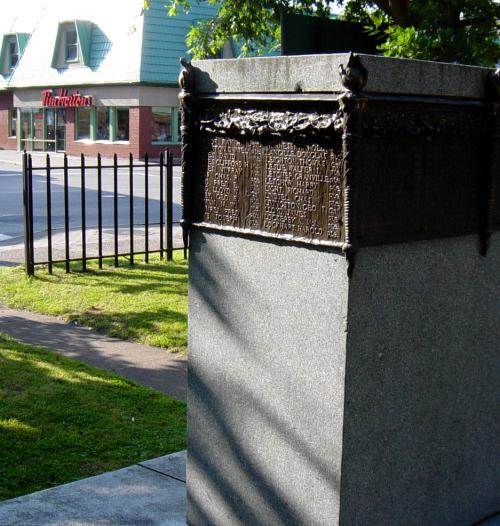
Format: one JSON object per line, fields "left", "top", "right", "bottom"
{"left": 0, "top": 309, "right": 187, "bottom": 400}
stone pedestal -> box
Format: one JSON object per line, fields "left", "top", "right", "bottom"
{"left": 181, "top": 54, "right": 500, "bottom": 525}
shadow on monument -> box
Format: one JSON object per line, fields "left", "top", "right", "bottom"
{"left": 188, "top": 238, "right": 341, "bottom": 525}
{"left": 189, "top": 370, "right": 341, "bottom": 525}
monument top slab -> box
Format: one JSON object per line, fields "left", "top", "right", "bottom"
{"left": 192, "top": 53, "right": 494, "bottom": 100}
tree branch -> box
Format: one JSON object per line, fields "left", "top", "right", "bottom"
{"left": 372, "top": 0, "right": 391, "bottom": 17}
{"left": 388, "top": 0, "right": 411, "bottom": 26}
{"left": 372, "top": 0, "right": 412, "bottom": 26}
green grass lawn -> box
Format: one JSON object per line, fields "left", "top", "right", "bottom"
{"left": 0, "top": 254, "right": 188, "bottom": 353}
{"left": 0, "top": 332, "right": 186, "bottom": 501}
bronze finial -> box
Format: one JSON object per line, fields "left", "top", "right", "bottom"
{"left": 486, "top": 68, "right": 500, "bottom": 100}
{"left": 339, "top": 54, "right": 368, "bottom": 95}
{"left": 178, "top": 57, "right": 198, "bottom": 254}
{"left": 179, "top": 57, "right": 195, "bottom": 92}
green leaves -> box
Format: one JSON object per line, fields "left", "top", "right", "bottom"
{"left": 374, "top": 0, "right": 500, "bottom": 66}
{"left": 163, "top": 0, "right": 338, "bottom": 58}
{"left": 157, "top": 0, "right": 499, "bottom": 65}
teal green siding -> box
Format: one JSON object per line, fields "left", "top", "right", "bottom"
{"left": 50, "top": 28, "right": 62, "bottom": 68}
{"left": 0, "top": 37, "right": 7, "bottom": 73}
{"left": 75, "top": 21, "right": 93, "bottom": 66}
{"left": 17, "top": 34, "right": 30, "bottom": 54}
{"left": 88, "top": 25, "right": 113, "bottom": 70}
{"left": 140, "top": 0, "right": 217, "bottom": 84}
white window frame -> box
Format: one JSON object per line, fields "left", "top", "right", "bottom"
{"left": 8, "top": 36, "right": 18, "bottom": 70}
{"left": 65, "top": 27, "right": 79, "bottom": 63}
{"left": 113, "top": 107, "right": 130, "bottom": 143}
{"left": 95, "top": 107, "right": 111, "bottom": 142}
{"left": 74, "top": 107, "right": 130, "bottom": 143}
{"left": 75, "top": 107, "right": 93, "bottom": 141}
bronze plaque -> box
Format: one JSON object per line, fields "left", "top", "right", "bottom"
{"left": 193, "top": 134, "right": 344, "bottom": 244}
{"left": 351, "top": 102, "right": 488, "bottom": 246}
{"left": 184, "top": 97, "right": 495, "bottom": 251}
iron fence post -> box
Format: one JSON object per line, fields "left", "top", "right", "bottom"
{"left": 97, "top": 153, "right": 103, "bottom": 269}
{"left": 145, "top": 153, "right": 149, "bottom": 263}
{"left": 113, "top": 153, "right": 119, "bottom": 267}
{"left": 28, "top": 154, "right": 35, "bottom": 275}
{"left": 22, "top": 152, "right": 34, "bottom": 276}
{"left": 46, "top": 154, "right": 53, "bottom": 274}
{"left": 63, "top": 154, "right": 70, "bottom": 273}
{"left": 159, "top": 151, "right": 164, "bottom": 260}
{"left": 166, "top": 150, "right": 174, "bottom": 261}
{"left": 129, "top": 153, "right": 134, "bottom": 266}
{"left": 81, "top": 154, "right": 86, "bottom": 272}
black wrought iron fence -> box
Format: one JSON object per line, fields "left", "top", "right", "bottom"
{"left": 23, "top": 150, "right": 185, "bottom": 276}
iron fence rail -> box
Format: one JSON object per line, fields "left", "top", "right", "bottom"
{"left": 23, "top": 150, "right": 181, "bottom": 276}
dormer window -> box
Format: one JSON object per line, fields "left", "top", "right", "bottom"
{"left": 1, "top": 33, "right": 28, "bottom": 74}
{"left": 65, "top": 28, "right": 78, "bottom": 62}
{"left": 9, "top": 38, "right": 19, "bottom": 69}
{"left": 51, "top": 21, "right": 93, "bottom": 69}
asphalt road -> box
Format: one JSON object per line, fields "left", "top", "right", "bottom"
{"left": 0, "top": 151, "right": 183, "bottom": 248}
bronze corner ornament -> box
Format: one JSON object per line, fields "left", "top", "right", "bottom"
{"left": 179, "top": 57, "right": 195, "bottom": 93}
{"left": 338, "top": 54, "right": 369, "bottom": 276}
{"left": 178, "top": 58, "right": 198, "bottom": 253}
{"left": 339, "top": 54, "right": 368, "bottom": 96}
{"left": 486, "top": 67, "right": 500, "bottom": 101}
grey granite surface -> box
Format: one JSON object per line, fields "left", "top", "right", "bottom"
{"left": 341, "top": 233, "right": 500, "bottom": 526}
{"left": 187, "top": 230, "right": 500, "bottom": 525}
{"left": 187, "top": 228, "right": 349, "bottom": 525}
{"left": 192, "top": 54, "right": 493, "bottom": 99}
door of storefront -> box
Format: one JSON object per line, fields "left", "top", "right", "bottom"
{"left": 20, "top": 109, "right": 31, "bottom": 151}
{"left": 32, "top": 108, "right": 44, "bottom": 151}
{"left": 44, "top": 108, "right": 66, "bottom": 152}
{"left": 56, "top": 109, "right": 66, "bottom": 151}
{"left": 20, "top": 108, "right": 66, "bottom": 152}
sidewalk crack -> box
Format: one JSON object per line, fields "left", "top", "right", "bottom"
{"left": 137, "top": 463, "right": 186, "bottom": 484}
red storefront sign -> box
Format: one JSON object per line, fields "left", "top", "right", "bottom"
{"left": 41, "top": 89, "right": 92, "bottom": 107}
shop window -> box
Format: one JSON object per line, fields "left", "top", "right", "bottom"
{"left": 152, "top": 107, "right": 180, "bottom": 144}
{"left": 96, "top": 107, "right": 110, "bottom": 140}
{"left": 65, "top": 28, "right": 78, "bottom": 62}
{"left": 116, "top": 108, "right": 129, "bottom": 141}
{"left": 152, "top": 108, "right": 174, "bottom": 143}
{"left": 76, "top": 108, "right": 92, "bottom": 140}
{"left": 74, "top": 107, "right": 129, "bottom": 142}
{"left": 8, "top": 109, "right": 17, "bottom": 137}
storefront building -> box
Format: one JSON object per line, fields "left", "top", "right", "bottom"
{"left": 11, "top": 86, "right": 183, "bottom": 159}
{"left": 0, "top": 0, "right": 217, "bottom": 159}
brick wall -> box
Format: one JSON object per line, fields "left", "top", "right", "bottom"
{"left": 0, "top": 92, "right": 17, "bottom": 150}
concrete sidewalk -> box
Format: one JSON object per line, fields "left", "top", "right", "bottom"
{"left": 0, "top": 451, "right": 187, "bottom": 526}
{"left": 0, "top": 305, "right": 186, "bottom": 401}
